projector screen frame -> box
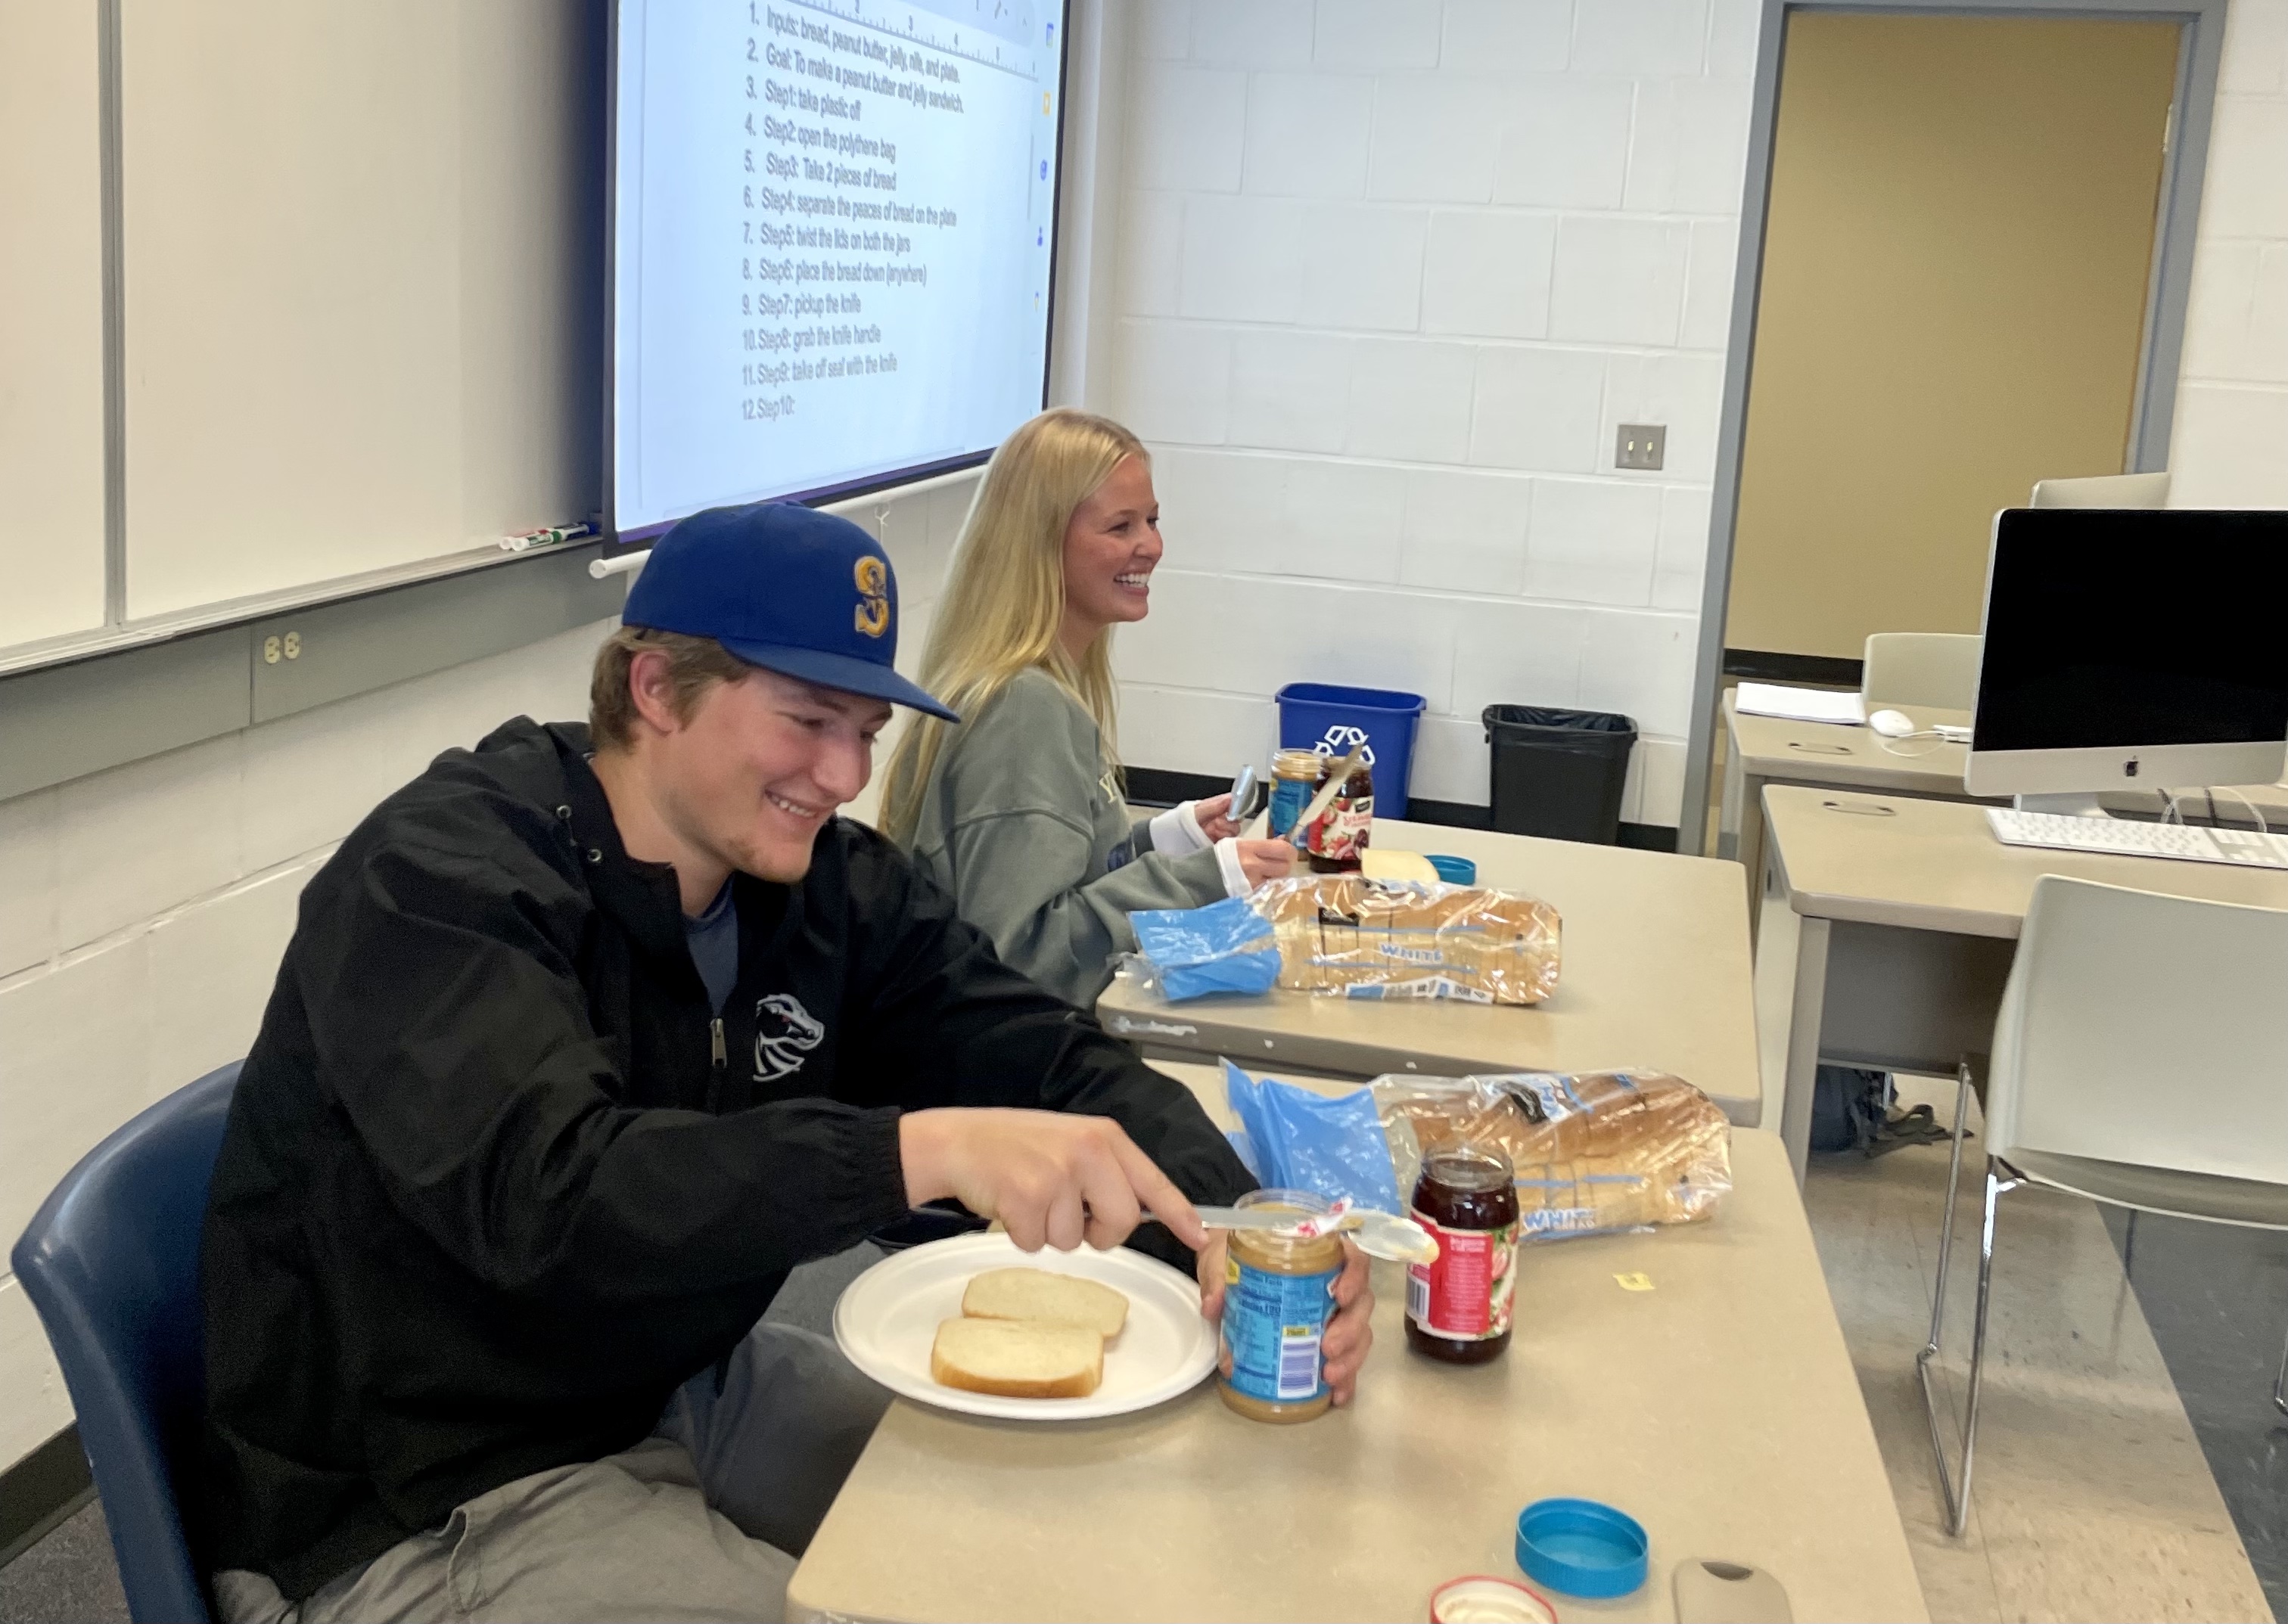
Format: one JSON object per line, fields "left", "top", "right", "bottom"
{"left": 601, "top": 0, "right": 1075, "bottom": 554}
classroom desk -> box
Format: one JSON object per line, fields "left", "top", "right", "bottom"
{"left": 1719, "top": 689, "right": 1988, "bottom": 919}
{"left": 1754, "top": 786, "right": 2288, "bottom": 1179}
{"left": 785, "top": 1060, "right": 1928, "bottom": 1624}
{"left": 1721, "top": 689, "right": 2288, "bottom": 927}
{"left": 1095, "top": 819, "right": 1764, "bottom": 1127}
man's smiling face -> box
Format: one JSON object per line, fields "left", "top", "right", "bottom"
{"left": 649, "top": 663, "right": 892, "bottom": 883}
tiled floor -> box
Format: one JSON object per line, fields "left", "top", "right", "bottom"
{"left": 0, "top": 1498, "right": 124, "bottom": 1624}
{"left": 5, "top": 1140, "right": 2283, "bottom": 1622}
{"left": 1807, "top": 1076, "right": 2277, "bottom": 1623}
{"left": 2100, "top": 1205, "right": 2288, "bottom": 1611}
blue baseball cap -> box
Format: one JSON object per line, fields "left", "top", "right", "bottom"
{"left": 623, "top": 501, "right": 958, "bottom": 722}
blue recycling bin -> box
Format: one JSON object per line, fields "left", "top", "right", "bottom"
{"left": 1275, "top": 683, "right": 1427, "bottom": 820}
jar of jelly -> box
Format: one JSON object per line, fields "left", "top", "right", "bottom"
{"left": 1218, "top": 1188, "right": 1345, "bottom": 1423}
{"left": 1303, "top": 755, "right": 1374, "bottom": 874}
{"left": 1404, "top": 1145, "right": 1519, "bottom": 1365}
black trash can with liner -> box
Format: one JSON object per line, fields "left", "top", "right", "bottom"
{"left": 1482, "top": 706, "right": 1638, "bottom": 845}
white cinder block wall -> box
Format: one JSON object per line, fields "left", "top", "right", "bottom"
{"left": 1101, "top": 0, "right": 1759, "bottom": 827}
{"left": 1099, "top": 0, "right": 2288, "bottom": 822}
{"left": 0, "top": 483, "right": 968, "bottom": 1475}
{"left": 2172, "top": 0, "right": 2288, "bottom": 506}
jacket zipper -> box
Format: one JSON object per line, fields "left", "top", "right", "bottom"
{"left": 707, "top": 1016, "right": 727, "bottom": 1113}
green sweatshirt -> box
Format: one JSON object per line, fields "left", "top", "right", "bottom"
{"left": 902, "top": 668, "right": 1230, "bottom": 1007}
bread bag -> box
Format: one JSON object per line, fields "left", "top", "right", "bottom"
{"left": 1248, "top": 875, "right": 1562, "bottom": 1005}
{"left": 1373, "top": 1070, "right": 1730, "bottom": 1239}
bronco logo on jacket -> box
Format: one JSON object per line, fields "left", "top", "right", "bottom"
{"left": 753, "top": 992, "right": 826, "bottom": 1082}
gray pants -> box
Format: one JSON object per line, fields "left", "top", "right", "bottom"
{"left": 215, "top": 1323, "right": 891, "bottom": 1624}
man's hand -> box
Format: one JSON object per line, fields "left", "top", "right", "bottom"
{"left": 899, "top": 1108, "right": 1205, "bottom": 1253}
{"left": 1195, "top": 1233, "right": 1376, "bottom": 1407}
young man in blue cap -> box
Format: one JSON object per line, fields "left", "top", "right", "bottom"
{"left": 199, "top": 501, "right": 1375, "bottom": 1623}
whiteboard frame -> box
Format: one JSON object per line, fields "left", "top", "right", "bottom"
{"left": 98, "top": 0, "right": 125, "bottom": 626}
{"left": 6, "top": 0, "right": 615, "bottom": 681}
{"left": 0, "top": 543, "right": 623, "bottom": 803}
{"left": 0, "top": 539, "right": 602, "bottom": 684}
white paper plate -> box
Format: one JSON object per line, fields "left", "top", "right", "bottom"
{"left": 832, "top": 1232, "right": 1218, "bottom": 1421}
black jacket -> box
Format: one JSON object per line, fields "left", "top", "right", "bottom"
{"left": 199, "top": 719, "right": 1253, "bottom": 1598}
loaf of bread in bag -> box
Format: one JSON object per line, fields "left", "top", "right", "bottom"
{"left": 1377, "top": 1070, "right": 1731, "bottom": 1237}
{"left": 1248, "top": 875, "right": 1562, "bottom": 1005}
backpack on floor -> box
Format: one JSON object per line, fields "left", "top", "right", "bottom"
{"left": 1810, "top": 1067, "right": 1952, "bottom": 1157}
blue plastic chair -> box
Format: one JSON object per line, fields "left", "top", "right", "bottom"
{"left": 10, "top": 1061, "right": 238, "bottom": 1624}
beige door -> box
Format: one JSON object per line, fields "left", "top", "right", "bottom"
{"left": 1724, "top": 12, "right": 2179, "bottom": 663}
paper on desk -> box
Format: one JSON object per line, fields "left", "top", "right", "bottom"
{"left": 1735, "top": 682, "right": 1865, "bottom": 726}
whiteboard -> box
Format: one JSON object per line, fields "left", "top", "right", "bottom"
{"left": 0, "top": 0, "right": 107, "bottom": 649}
{"left": 118, "top": 0, "right": 602, "bottom": 622}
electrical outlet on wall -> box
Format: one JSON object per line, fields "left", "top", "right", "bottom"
{"left": 1616, "top": 424, "right": 1667, "bottom": 471}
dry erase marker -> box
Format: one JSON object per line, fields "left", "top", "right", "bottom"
{"left": 501, "top": 522, "right": 595, "bottom": 552}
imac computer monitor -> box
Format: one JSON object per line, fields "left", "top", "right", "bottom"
{"left": 1965, "top": 508, "right": 2288, "bottom": 800}
{"left": 2029, "top": 470, "right": 2171, "bottom": 508}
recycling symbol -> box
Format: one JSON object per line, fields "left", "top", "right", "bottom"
{"left": 1313, "top": 725, "right": 1376, "bottom": 767}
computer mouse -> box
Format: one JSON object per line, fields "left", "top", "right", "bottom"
{"left": 1868, "top": 709, "right": 1916, "bottom": 738}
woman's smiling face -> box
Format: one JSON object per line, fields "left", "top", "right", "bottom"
{"left": 1060, "top": 455, "right": 1162, "bottom": 640}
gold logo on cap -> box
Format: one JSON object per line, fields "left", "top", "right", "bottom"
{"left": 854, "top": 556, "right": 890, "bottom": 638}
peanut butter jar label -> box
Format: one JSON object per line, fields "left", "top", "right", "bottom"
{"left": 1405, "top": 1212, "right": 1519, "bottom": 1340}
{"left": 1223, "top": 1258, "right": 1340, "bottom": 1403}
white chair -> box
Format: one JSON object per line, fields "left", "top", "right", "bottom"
{"left": 1861, "top": 632, "right": 1982, "bottom": 712}
{"left": 1919, "top": 875, "right": 2288, "bottom": 1535}
{"left": 2030, "top": 470, "right": 2171, "bottom": 508}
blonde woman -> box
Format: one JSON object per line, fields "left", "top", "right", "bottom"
{"left": 878, "top": 409, "right": 1295, "bottom": 1006}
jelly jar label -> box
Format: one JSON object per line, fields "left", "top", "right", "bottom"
{"left": 1406, "top": 1211, "right": 1519, "bottom": 1340}
{"left": 1306, "top": 796, "right": 1374, "bottom": 862}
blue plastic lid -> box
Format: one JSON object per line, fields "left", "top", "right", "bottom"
{"left": 1515, "top": 1498, "right": 1649, "bottom": 1599}
{"left": 1426, "top": 854, "right": 1477, "bottom": 885}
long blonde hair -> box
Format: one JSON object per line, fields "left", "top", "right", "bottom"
{"left": 878, "top": 408, "right": 1147, "bottom": 843}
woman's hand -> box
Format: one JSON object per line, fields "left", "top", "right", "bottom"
{"left": 1192, "top": 793, "right": 1240, "bottom": 841}
{"left": 1233, "top": 838, "right": 1297, "bottom": 887}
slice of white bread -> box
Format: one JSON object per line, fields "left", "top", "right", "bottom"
{"left": 960, "top": 1268, "right": 1130, "bottom": 1340}
{"left": 1361, "top": 847, "right": 1440, "bottom": 883}
{"left": 931, "top": 1317, "right": 1104, "bottom": 1399}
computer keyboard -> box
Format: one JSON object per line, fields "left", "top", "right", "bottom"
{"left": 1988, "top": 807, "right": 2288, "bottom": 868}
